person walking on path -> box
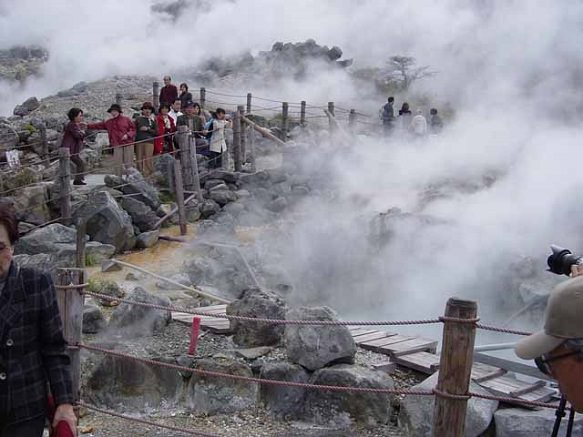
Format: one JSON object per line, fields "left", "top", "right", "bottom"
{"left": 178, "top": 83, "right": 193, "bottom": 110}
{"left": 381, "top": 97, "right": 395, "bottom": 135}
{"left": 207, "top": 108, "right": 231, "bottom": 169}
{"left": 159, "top": 76, "right": 178, "bottom": 107}
{"left": 134, "top": 102, "right": 157, "bottom": 176}
{"left": 61, "top": 108, "right": 87, "bottom": 185}
{"left": 0, "top": 203, "right": 77, "bottom": 437}
{"left": 154, "top": 104, "right": 176, "bottom": 155}
{"left": 87, "top": 103, "right": 136, "bottom": 177}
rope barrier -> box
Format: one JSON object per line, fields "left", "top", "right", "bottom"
{"left": 476, "top": 324, "right": 532, "bottom": 336}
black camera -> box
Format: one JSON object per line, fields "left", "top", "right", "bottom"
{"left": 547, "top": 245, "right": 583, "bottom": 276}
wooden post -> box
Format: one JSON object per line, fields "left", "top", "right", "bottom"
{"left": 200, "top": 87, "right": 206, "bottom": 110}
{"left": 75, "top": 219, "right": 86, "bottom": 269}
{"left": 241, "top": 115, "right": 286, "bottom": 146}
{"left": 177, "top": 125, "right": 194, "bottom": 191}
{"left": 281, "top": 102, "right": 289, "bottom": 141}
{"left": 300, "top": 101, "right": 306, "bottom": 127}
{"left": 238, "top": 105, "right": 246, "bottom": 164}
{"left": 173, "top": 160, "right": 187, "bottom": 235}
{"left": 39, "top": 123, "right": 49, "bottom": 167}
{"left": 432, "top": 298, "right": 478, "bottom": 437}
{"left": 188, "top": 133, "right": 203, "bottom": 202}
{"left": 56, "top": 268, "right": 85, "bottom": 404}
{"left": 153, "top": 82, "right": 160, "bottom": 110}
{"left": 115, "top": 93, "right": 122, "bottom": 107}
{"left": 59, "top": 148, "right": 72, "bottom": 226}
{"left": 247, "top": 123, "right": 256, "bottom": 172}
{"left": 246, "top": 93, "right": 252, "bottom": 114}
{"left": 328, "top": 102, "right": 336, "bottom": 131}
{"left": 348, "top": 109, "right": 356, "bottom": 131}
{"left": 233, "top": 106, "right": 243, "bottom": 172}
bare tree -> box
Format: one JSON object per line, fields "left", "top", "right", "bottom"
{"left": 384, "top": 56, "right": 436, "bottom": 91}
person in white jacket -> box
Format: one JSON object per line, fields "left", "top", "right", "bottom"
{"left": 409, "top": 109, "right": 427, "bottom": 137}
{"left": 208, "top": 108, "right": 231, "bottom": 169}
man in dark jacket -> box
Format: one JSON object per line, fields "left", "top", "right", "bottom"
{"left": 61, "top": 108, "right": 87, "bottom": 185}
{"left": 176, "top": 101, "right": 207, "bottom": 153}
{"left": 382, "top": 97, "right": 395, "bottom": 134}
{"left": 159, "top": 76, "right": 178, "bottom": 107}
{"left": 134, "top": 102, "right": 157, "bottom": 176}
{"left": 0, "top": 203, "right": 76, "bottom": 436}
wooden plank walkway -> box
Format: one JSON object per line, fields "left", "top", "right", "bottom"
{"left": 171, "top": 307, "right": 557, "bottom": 405}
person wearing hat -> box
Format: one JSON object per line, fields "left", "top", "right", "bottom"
{"left": 515, "top": 267, "right": 583, "bottom": 412}
{"left": 134, "top": 102, "right": 157, "bottom": 177}
{"left": 87, "top": 104, "right": 136, "bottom": 177}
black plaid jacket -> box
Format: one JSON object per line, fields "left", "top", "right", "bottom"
{"left": 0, "top": 262, "right": 73, "bottom": 425}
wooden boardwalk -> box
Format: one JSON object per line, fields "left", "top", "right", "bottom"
{"left": 171, "top": 306, "right": 557, "bottom": 405}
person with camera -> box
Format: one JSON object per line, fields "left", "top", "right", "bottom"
{"left": 515, "top": 264, "right": 583, "bottom": 413}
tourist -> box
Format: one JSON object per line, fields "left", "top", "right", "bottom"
{"left": 381, "top": 96, "right": 395, "bottom": 134}
{"left": 410, "top": 109, "right": 427, "bottom": 137}
{"left": 159, "top": 76, "right": 178, "bottom": 107}
{"left": 207, "top": 108, "right": 231, "bottom": 169}
{"left": 87, "top": 103, "right": 136, "bottom": 177}
{"left": 134, "top": 102, "right": 157, "bottom": 176}
{"left": 0, "top": 203, "right": 77, "bottom": 436}
{"left": 515, "top": 267, "right": 583, "bottom": 412}
{"left": 178, "top": 83, "right": 193, "bottom": 110}
{"left": 61, "top": 108, "right": 87, "bottom": 186}
{"left": 429, "top": 108, "right": 443, "bottom": 134}
{"left": 169, "top": 98, "right": 183, "bottom": 126}
{"left": 154, "top": 104, "right": 176, "bottom": 155}
{"left": 177, "top": 101, "right": 207, "bottom": 153}
{"left": 398, "top": 102, "right": 413, "bottom": 132}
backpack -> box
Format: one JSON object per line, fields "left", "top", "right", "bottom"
{"left": 204, "top": 118, "right": 215, "bottom": 141}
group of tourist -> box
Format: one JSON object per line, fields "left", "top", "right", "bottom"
{"left": 380, "top": 96, "right": 443, "bottom": 137}
{"left": 61, "top": 76, "right": 231, "bottom": 185}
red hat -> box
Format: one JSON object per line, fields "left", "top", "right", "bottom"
{"left": 53, "top": 420, "right": 75, "bottom": 437}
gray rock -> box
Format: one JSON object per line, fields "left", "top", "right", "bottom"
{"left": 185, "top": 358, "right": 257, "bottom": 415}
{"left": 83, "top": 305, "right": 106, "bottom": 334}
{"left": 399, "top": 372, "right": 498, "bottom": 437}
{"left": 135, "top": 230, "right": 159, "bottom": 249}
{"left": 120, "top": 197, "right": 159, "bottom": 232}
{"left": 285, "top": 306, "right": 356, "bottom": 371}
{"left": 13, "top": 97, "right": 40, "bottom": 116}
{"left": 86, "top": 278, "right": 125, "bottom": 305}
{"left": 153, "top": 154, "right": 175, "bottom": 188}
{"left": 73, "top": 191, "right": 135, "bottom": 252}
{"left": 306, "top": 364, "right": 394, "bottom": 425}
{"left": 208, "top": 182, "right": 228, "bottom": 192}
{"left": 239, "top": 171, "right": 271, "bottom": 188}
{"left": 199, "top": 199, "right": 221, "bottom": 218}
{"left": 494, "top": 407, "right": 583, "bottom": 437}
{"left": 108, "top": 287, "right": 171, "bottom": 337}
{"left": 203, "top": 170, "right": 240, "bottom": 184}
{"left": 14, "top": 223, "right": 77, "bottom": 255}
{"left": 267, "top": 196, "right": 287, "bottom": 212}
{"left": 260, "top": 362, "right": 309, "bottom": 419}
{"left": 235, "top": 346, "right": 273, "bottom": 360}
{"left": 227, "top": 288, "right": 287, "bottom": 347}
{"left": 205, "top": 179, "right": 226, "bottom": 191}
{"left": 119, "top": 168, "right": 161, "bottom": 210}
{"left": 0, "top": 123, "right": 19, "bottom": 151}
{"left": 209, "top": 190, "right": 238, "bottom": 206}
{"left": 12, "top": 184, "right": 51, "bottom": 225}
{"left": 13, "top": 253, "right": 68, "bottom": 277}
{"left": 185, "top": 202, "right": 202, "bottom": 222}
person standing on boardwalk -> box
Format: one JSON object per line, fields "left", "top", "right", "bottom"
{"left": 134, "top": 102, "right": 157, "bottom": 177}
{"left": 178, "top": 83, "right": 193, "bottom": 111}
{"left": 61, "top": 108, "right": 87, "bottom": 185}
{"left": 381, "top": 97, "right": 395, "bottom": 134}
{"left": 87, "top": 103, "right": 136, "bottom": 176}
{"left": 0, "top": 203, "right": 77, "bottom": 437}
{"left": 177, "top": 101, "right": 207, "bottom": 153}
{"left": 207, "top": 108, "right": 231, "bottom": 169}
{"left": 159, "top": 76, "right": 178, "bottom": 107}
{"left": 154, "top": 104, "right": 176, "bottom": 155}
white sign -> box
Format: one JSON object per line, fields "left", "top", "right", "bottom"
{"left": 6, "top": 150, "right": 20, "bottom": 169}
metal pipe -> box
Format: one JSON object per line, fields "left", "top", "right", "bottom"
{"left": 474, "top": 342, "right": 517, "bottom": 352}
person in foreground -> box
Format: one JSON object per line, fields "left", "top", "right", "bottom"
{"left": 515, "top": 265, "right": 583, "bottom": 412}
{"left": 0, "top": 203, "right": 77, "bottom": 436}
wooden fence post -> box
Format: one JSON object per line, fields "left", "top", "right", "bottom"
{"left": 300, "top": 101, "right": 306, "bottom": 127}
{"left": 246, "top": 93, "right": 252, "bottom": 114}
{"left": 281, "top": 102, "right": 289, "bottom": 141}
{"left": 39, "top": 123, "right": 49, "bottom": 166}
{"left": 56, "top": 268, "right": 85, "bottom": 405}
{"left": 177, "top": 125, "right": 194, "bottom": 191}
{"left": 75, "top": 219, "right": 86, "bottom": 269}
{"left": 187, "top": 133, "right": 203, "bottom": 202}
{"left": 173, "top": 160, "right": 187, "bottom": 235}
{"left": 59, "top": 148, "right": 72, "bottom": 226}
{"left": 200, "top": 87, "right": 206, "bottom": 110}
{"left": 238, "top": 105, "right": 246, "bottom": 164}
{"left": 115, "top": 93, "right": 122, "bottom": 108}
{"left": 247, "top": 123, "right": 256, "bottom": 173}
{"left": 432, "top": 298, "right": 478, "bottom": 437}
{"left": 348, "top": 109, "right": 356, "bottom": 131}
{"left": 328, "top": 102, "right": 335, "bottom": 131}
{"left": 153, "top": 82, "right": 160, "bottom": 110}
{"left": 233, "top": 106, "right": 243, "bottom": 172}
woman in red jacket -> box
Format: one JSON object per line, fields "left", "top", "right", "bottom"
{"left": 154, "top": 104, "right": 176, "bottom": 155}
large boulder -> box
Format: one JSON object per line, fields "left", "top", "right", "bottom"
{"left": 105, "top": 169, "right": 160, "bottom": 210}
{"left": 82, "top": 305, "right": 106, "bottom": 334}
{"left": 12, "top": 184, "right": 51, "bottom": 225}
{"left": 0, "top": 122, "right": 19, "bottom": 152}
{"left": 13, "top": 97, "right": 40, "bottom": 116}
{"left": 185, "top": 357, "right": 257, "bottom": 415}
{"left": 209, "top": 189, "right": 238, "bottom": 206}
{"left": 135, "top": 230, "right": 159, "bottom": 249}
{"left": 73, "top": 191, "right": 135, "bottom": 252}
{"left": 226, "top": 288, "right": 287, "bottom": 347}
{"left": 494, "top": 407, "right": 583, "bottom": 437}
{"left": 199, "top": 199, "right": 221, "bottom": 218}
{"left": 13, "top": 253, "right": 68, "bottom": 277}
{"left": 259, "top": 362, "right": 309, "bottom": 419}
{"left": 399, "top": 372, "right": 499, "bottom": 437}
{"left": 285, "top": 306, "right": 356, "bottom": 371}
{"left": 108, "top": 287, "right": 171, "bottom": 337}
{"left": 306, "top": 364, "right": 394, "bottom": 425}
{"left": 120, "top": 197, "right": 159, "bottom": 232}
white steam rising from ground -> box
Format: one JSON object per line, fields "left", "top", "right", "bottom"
{"left": 3, "top": 0, "right": 583, "bottom": 331}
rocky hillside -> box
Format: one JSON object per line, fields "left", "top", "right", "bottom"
{"left": 0, "top": 45, "right": 48, "bottom": 82}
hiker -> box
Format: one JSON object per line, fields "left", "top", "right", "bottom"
{"left": 0, "top": 203, "right": 77, "bottom": 437}
{"left": 134, "top": 102, "right": 157, "bottom": 176}
{"left": 61, "top": 108, "right": 87, "bottom": 185}
{"left": 178, "top": 83, "right": 193, "bottom": 110}
{"left": 410, "top": 109, "right": 427, "bottom": 137}
{"left": 429, "top": 108, "right": 443, "bottom": 134}
{"left": 381, "top": 97, "right": 395, "bottom": 134}
{"left": 398, "top": 102, "right": 413, "bottom": 131}
{"left": 87, "top": 103, "right": 136, "bottom": 176}
{"left": 177, "top": 101, "right": 207, "bottom": 153}
{"left": 169, "top": 98, "right": 183, "bottom": 126}
{"left": 154, "top": 104, "right": 176, "bottom": 155}
{"left": 515, "top": 268, "right": 583, "bottom": 412}
{"left": 159, "top": 75, "right": 178, "bottom": 106}
{"left": 207, "top": 108, "right": 231, "bottom": 169}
